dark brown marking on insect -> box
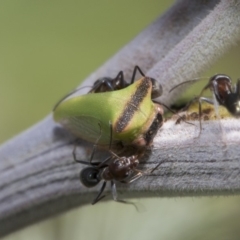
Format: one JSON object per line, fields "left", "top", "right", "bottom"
{"left": 115, "top": 78, "right": 151, "bottom": 133}
{"left": 143, "top": 112, "right": 163, "bottom": 145}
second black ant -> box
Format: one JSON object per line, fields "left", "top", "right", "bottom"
{"left": 73, "top": 146, "right": 158, "bottom": 205}
{"left": 170, "top": 74, "right": 240, "bottom": 131}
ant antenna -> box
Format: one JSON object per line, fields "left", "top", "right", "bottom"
{"left": 131, "top": 66, "right": 145, "bottom": 83}
{"left": 92, "top": 181, "right": 107, "bottom": 205}
{"left": 53, "top": 86, "right": 92, "bottom": 111}
{"left": 169, "top": 77, "right": 209, "bottom": 93}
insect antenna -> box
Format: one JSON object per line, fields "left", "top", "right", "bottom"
{"left": 130, "top": 65, "right": 145, "bottom": 83}
{"left": 169, "top": 77, "right": 209, "bottom": 93}
{"left": 53, "top": 85, "right": 92, "bottom": 111}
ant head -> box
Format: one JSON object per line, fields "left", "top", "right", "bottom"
{"left": 223, "top": 79, "right": 240, "bottom": 116}
{"left": 150, "top": 78, "right": 163, "bottom": 99}
{"left": 208, "top": 74, "right": 232, "bottom": 105}
{"left": 89, "top": 77, "right": 115, "bottom": 93}
{"left": 79, "top": 167, "right": 101, "bottom": 187}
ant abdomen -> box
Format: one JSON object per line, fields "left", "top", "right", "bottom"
{"left": 80, "top": 167, "right": 101, "bottom": 188}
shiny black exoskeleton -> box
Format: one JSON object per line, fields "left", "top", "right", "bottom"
{"left": 203, "top": 74, "right": 240, "bottom": 116}
{"left": 75, "top": 153, "right": 143, "bottom": 204}
{"left": 170, "top": 74, "right": 240, "bottom": 132}
{"left": 88, "top": 66, "right": 163, "bottom": 100}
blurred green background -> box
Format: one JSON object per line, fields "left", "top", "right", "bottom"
{"left": 1, "top": 1, "right": 240, "bottom": 240}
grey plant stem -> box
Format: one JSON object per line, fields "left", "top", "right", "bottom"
{"left": 0, "top": 0, "right": 240, "bottom": 237}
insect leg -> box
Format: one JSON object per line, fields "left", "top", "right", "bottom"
{"left": 92, "top": 181, "right": 107, "bottom": 205}
{"left": 155, "top": 100, "right": 195, "bottom": 126}
{"left": 72, "top": 143, "right": 83, "bottom": 163}
{"left": 108, "top": 121, "right": 113, "bottom": 150}
{"left": 131, "top": 66, "right": 145, "bottom": 83}
{"left": 114, "top": 70, "right": 127, "bottom": 89}
{"left": 236, "top": 79, "right": 240, "bottom": 95}
{"left": 110, "top": 181, "right": 131, "bottom": 204}
{"left": 110, "top": 181, "right": 118, "bottom": 201}
{"left": 122, "top": 159, "right": 165, "bottom": 184}
{"left": 122, "top": 171, "right": 143, "bottom": 184}
{"left": 72, "top": 122, "right": 102, "bottom": 164}
{"left": 195, "top": 96, "right": 216, "bottom": 137}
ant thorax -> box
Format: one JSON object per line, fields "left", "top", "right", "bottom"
{"left": 101, "top": 155, "right": 139, "bottom": 182}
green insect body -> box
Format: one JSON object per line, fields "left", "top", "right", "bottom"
{"left": 54, "top": 76, "right": 163, "bottom": 148}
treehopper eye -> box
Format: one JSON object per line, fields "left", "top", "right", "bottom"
{"left": 53, "top": 71, "right": 164, "bottom": 149}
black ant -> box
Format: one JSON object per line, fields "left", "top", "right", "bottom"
{"left": 205, "top": 74, "right": 240, "bottom": 117}
{"left": 88, "top": 65, "right": 163, "bottom": 100}
{"left": 73, "top": 147, "right": 157, "bottom": 205}
{"left": 170, "top": 74, "right": 240, "bottom": 130}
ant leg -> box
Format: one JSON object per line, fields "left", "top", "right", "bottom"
{"left": 114, "top": 71, "right": 127, "bottom": 89}
{"left": 197, "top": 97, "right": 214, "bottom": 124}
{"left": 180, "top": 96, "right": 199, "bottom": 112}
{"left": 196, "top": 96, "right": 215, "bottom": 137}
{"left": 110, "top": 181, "right": 141, "bottom": 210}
{"left": 72, "top": 122, "right": 102, "bottom": 164}
{"left": 122, "top": 160, "right": 166, "bottom": 184}
{"left": 236, "top": 79, "right": 240, "bottom": 95}
{"left": 72, "top": 142, "right": 84, "bottom": 163}
{"left": 154, "top": 100, "right": 195, "bottom": 126}
{"left": 108, "top": 121, "right": 113, "bottom": 150}
{"left": 172, "top": 96, "right": 214, "bottom": 129}
{"left": 169, "top": 97, "right": 199, "bottom": 125}
{"left": 131, "top": 66, "right": 145, "bottom": 83}
{"left": 73, "top": 144, "right": 101, "bottom": 166}
{"left": 111, "top": 181, "right": 119, "bottom": 201}
{"left": 72, "top": 140, "right": 98, "bottom": 164}
{"left": 92, "top": 181, "right": 107, "bottom": 205}
{"left": 211, "top": 94, "right": 228, "bottom": 149}
{"left": 118, "top": 166, "right": 146, "bottom": 184}
{"left": 97, "top": 155, "right": 112, "bottom": 168}
{"left": 111, "top": 181, "right": 133, "bottom": 204}
{"left": 88, "top": 122, "right": 103, "bottom": 164}
{"left": 123, "top": 172, "right": 143, "bottom": 184}
{"left": 199, "top": 97, "right": 214, "bottom": 105}
{"left": 197, "top": 97, "right": 203, "bottom": 136}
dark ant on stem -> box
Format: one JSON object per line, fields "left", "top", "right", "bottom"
{"left": 170, "top": 74, "right": 240, "bottom": 131}
{"left": 73, "top": 146, "right": 158, "bottom": 205}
